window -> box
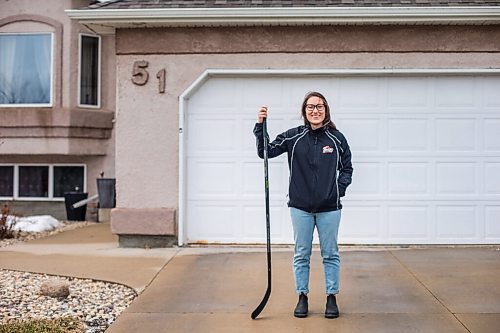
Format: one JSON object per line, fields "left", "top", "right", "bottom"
{"left": 19, "top": 166, "right": 49, "bottom": 197}
{"left": 0, "top": 166, "right": 14, "bottom": 197}
{"left": 0, "top": 33, "right": 52, "bottom": 106}
{"left": 79, "top": 34, "right": 100, "bottom": 107}
{"left": 53, "top": 166, "right": 84, "bottom": 197}
{"left": 0, "top": 165, "right": 85, "bottom": 200}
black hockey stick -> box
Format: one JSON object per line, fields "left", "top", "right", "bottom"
{"left": 251, "top": 117, "right": 272, "bottom": 320}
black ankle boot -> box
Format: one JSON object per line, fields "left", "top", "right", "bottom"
{"left": 294, "top": 293, "right": 308, "bottom": 318}
{"left": 325, "top": 294, "right": 339, "bottom": 319}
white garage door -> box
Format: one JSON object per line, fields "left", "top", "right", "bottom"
{"left": 184, "top": 74, "right": 500, "bottom": 244}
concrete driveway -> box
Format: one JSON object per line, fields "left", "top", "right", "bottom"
{"left": 107, "top": 247, "right": 500, "bottom": 333}
{"left": 1, "top": 223, "right": 499, "bottom": 332}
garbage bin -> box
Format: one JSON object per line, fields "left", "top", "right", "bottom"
{"left": 96, "top": 178, "right": 116, "bottom": 208}
{"left": 64, "top": 192, "right": 88, "bottom": 221}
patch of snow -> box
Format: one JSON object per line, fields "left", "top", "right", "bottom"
{"left": 7, "top": 215, "right": 62, "bottom": 233}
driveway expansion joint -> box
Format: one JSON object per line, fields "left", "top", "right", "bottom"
{"left": 388, "top": 250, "right": 472, "bottom": 333}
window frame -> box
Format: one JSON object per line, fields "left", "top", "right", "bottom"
{"left": 0, "top": 164, "right": 86, "bottom": 201}
{"left": 77, "top": 33, "right": 101, "bottom": 108}
{"left": 0, "top": 32, "right": 54, "bottom": 108}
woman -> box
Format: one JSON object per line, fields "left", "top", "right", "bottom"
{"left": 253, "top": 91, "right": 353, "bottom": 319}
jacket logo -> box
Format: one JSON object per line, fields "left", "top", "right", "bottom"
{"left": 322, "top": 145, "right": 334, "bottom": 154}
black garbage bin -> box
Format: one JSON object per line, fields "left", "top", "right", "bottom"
{"left": 97, "top": 178, "right": 116, "bottom": 208}
{"left": 64, "top": 192, "right": 88, "bottom": 221}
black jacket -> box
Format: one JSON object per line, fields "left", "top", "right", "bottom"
{"left": 254, "top": 122, "right": 353, "bottom": 213}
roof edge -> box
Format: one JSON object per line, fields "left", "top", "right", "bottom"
{"left": 66, "top": 6, "right": 500, "bottom": 34}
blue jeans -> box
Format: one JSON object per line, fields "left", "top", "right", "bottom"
{"left": 290, "top": 207, "right": 341, "bottom": 295}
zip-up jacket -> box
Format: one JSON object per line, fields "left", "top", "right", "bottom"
{"left": 254, "top": 122, "right": 353, "bottom": 213}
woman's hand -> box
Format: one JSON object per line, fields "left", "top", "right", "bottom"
{"left": 258, "top": 106, "right": 268, "bottom": 123}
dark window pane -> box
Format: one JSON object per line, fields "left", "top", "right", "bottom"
{"left": 19, "top": 166, "right": 48, "bottom": 197}
{"left": 54, "top": 166, "right": 84, "bottom": 197}
{"left": 0, "top": 166, "right": 14, "bottom": 197}
{"left": 80, "top": 35, "right": 99, "bottom": 106}
{"left": 0, "top": 34, "right": 51, "bottom": 105}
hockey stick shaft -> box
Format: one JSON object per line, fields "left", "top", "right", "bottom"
{"left": 251, "top": 118, "right": 272, "bottom": 320}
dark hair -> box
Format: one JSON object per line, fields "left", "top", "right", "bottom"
{"left": 301, "top": 91, "right": 337, "bottom": 130}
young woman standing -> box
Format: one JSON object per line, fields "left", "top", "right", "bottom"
{"left": 254, "top": 91, "right": 353, "bottom": 319}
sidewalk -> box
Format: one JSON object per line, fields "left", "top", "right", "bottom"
{"left": 1, "top": 223, "right": 499, "bottom": 333}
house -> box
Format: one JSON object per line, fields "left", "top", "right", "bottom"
{"left": 3, "top": 0, "right": 500, "bottom": 247}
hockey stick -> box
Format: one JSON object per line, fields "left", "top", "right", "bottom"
{"left": 251, "top": 117, "right": 272, "bottom": 320}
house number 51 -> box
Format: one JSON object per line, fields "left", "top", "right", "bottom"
{"left": 131, "top": 60, "right": 166, "bottom": 94}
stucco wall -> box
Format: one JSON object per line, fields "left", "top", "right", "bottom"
{"left": 116, "top": 25, "right": 500, "bottom": 54}
{"left": 112, "top": 24, "right": 500, "bottom": 237}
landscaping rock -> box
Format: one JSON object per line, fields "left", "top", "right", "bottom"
{"left": 40, "top": 279, "right": 70, "bottom": 299}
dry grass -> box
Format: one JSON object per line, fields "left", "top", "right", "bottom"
{"left": 0, "top": 317, "right": 85, "bottom": 333}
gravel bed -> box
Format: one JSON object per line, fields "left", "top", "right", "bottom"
{"left": 0, "top": 269, "right": 137, "bottom": 333}
{"left": 0, "top": 222, "right": 137, "bottom": 332}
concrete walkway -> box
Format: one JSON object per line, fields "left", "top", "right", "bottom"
{"left": 1, "top": 223, "right": 500, "bottom": 333}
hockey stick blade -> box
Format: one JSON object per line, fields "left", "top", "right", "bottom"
{"left": 251, "top": 285, "right": 271, "bottom": 319}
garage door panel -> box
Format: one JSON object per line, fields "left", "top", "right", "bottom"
{"left": 187, "top": 205, "right": 237, "bottom": 241}
{"left": 188, "top": 160, "right": 237, "bottom": 197}
{"left": 436, "top": 118, "right": 477, "bottom": 151}
{"left": 483, "top": 77, "right": 500, "bottom": 107}
{"left": 388, "top": 118, "right": 429, "bottom": 151}
{"left": 435, "top": 77, "right": 476, "bottom": 108}
{"left": 485, "top": 206, "right": 500, "bottom": 240}
{"left": 188, "top": 117, "right": 236, "bottom": 153}
{"left": 347, "top": 161, "right": 382, "bottom": 196}
{"left": 484, "top": 162, "right": 500, "bottom": 194}
{"left": 242, "top": 79, "right": 286, "bottom": 108}
{"left": 484, "top": 119, "right": 500, "bottom": 151}
{"left": 388, "top": 206, "right": 429, "bottom": 239}
{"left": 387, "top": 77, "right": 429, "bottom": 108}
{"left": 188, "top": 106, "right": 238, "bottom": 116}
{"left": 339, "top": 118, "right": 382, "bottom": 151}
{"left": 339, "top": 78, "right": 382, "bottom": 108}
{"left": 436, "top": 206, "right": 478, "bottom": 240}
{"left": 340, "top": 205, "right": 383, "bottom": 240}
{"left": 436, "top": 162, "right": 477, "bottom": 195}
{"left": 388, "top": 162, "right": 429, "bottom": 195}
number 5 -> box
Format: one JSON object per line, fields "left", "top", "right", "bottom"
{"left": 131, "top": 60, "right": 149, "bottom": 86}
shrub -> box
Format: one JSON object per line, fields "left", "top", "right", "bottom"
{"left": 0, "top": 203, "right": 17, "bottom": 240}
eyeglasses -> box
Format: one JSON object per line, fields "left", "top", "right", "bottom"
{"left": 305, "top": 104, "right": 325, "bottom": 113}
